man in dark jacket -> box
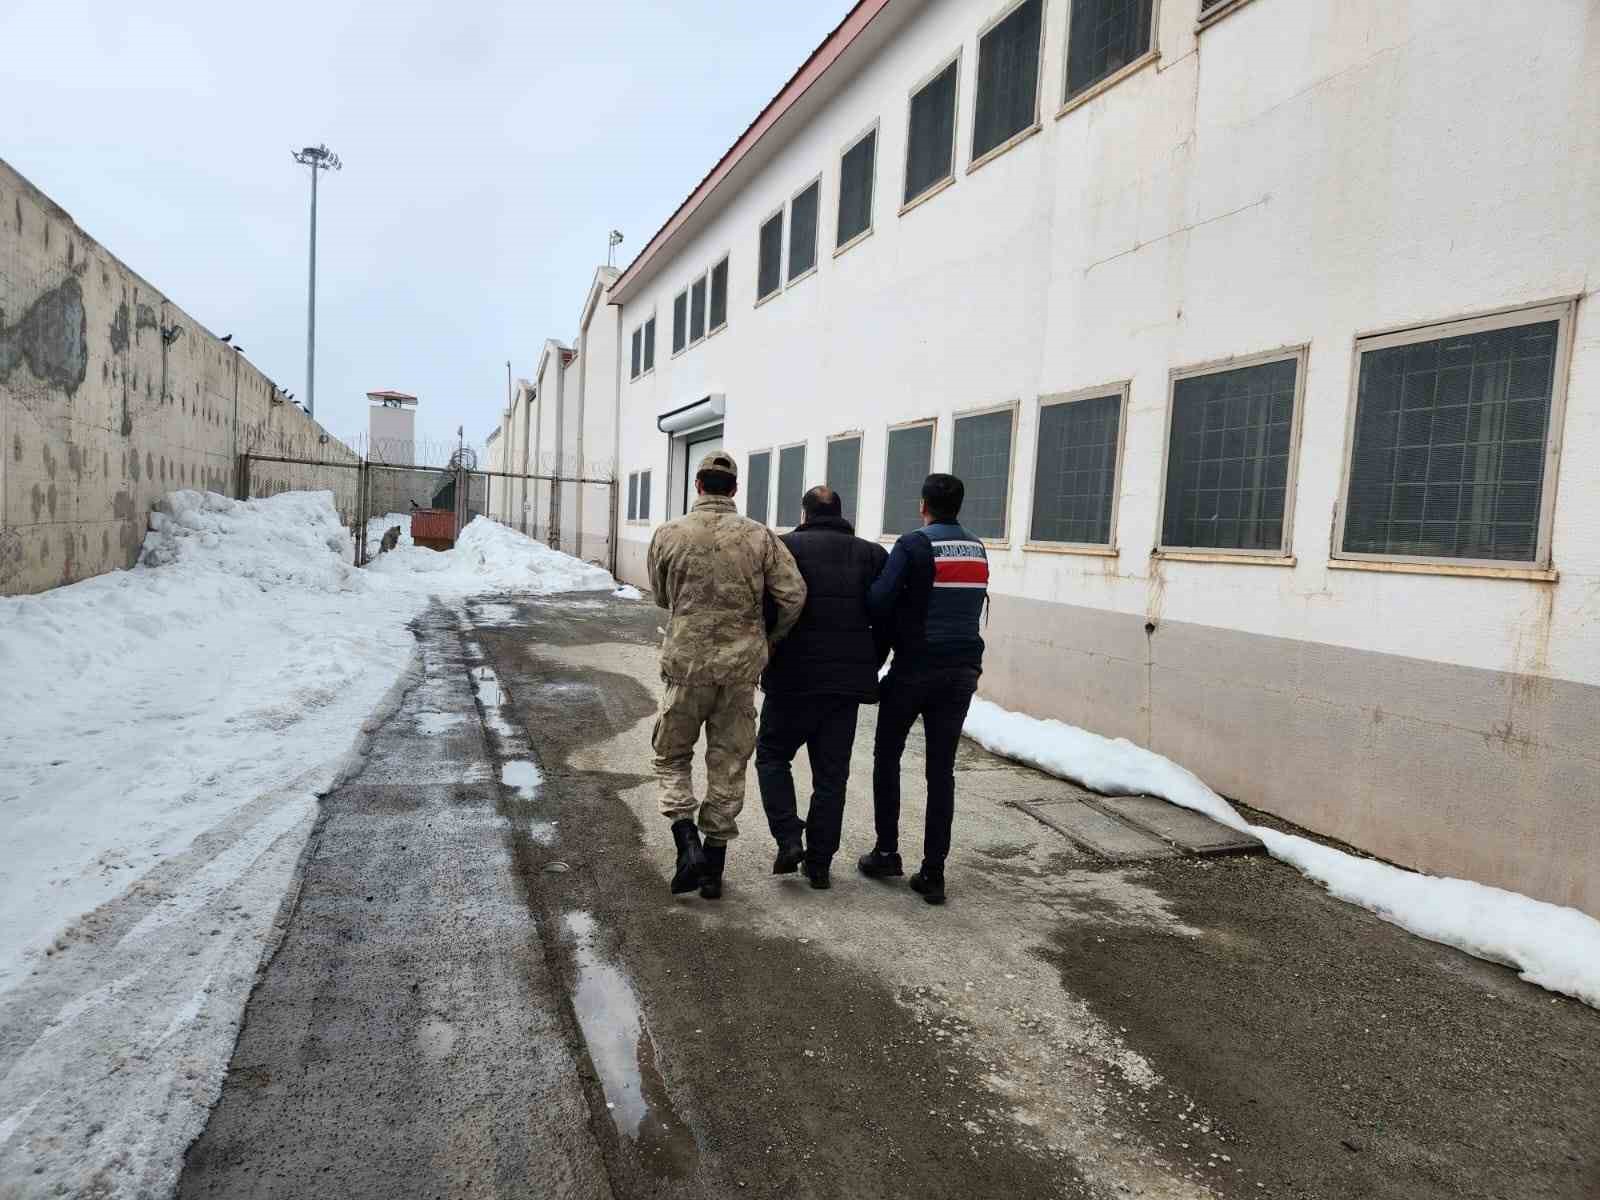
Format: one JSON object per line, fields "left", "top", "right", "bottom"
{"left": 757, "top": 485, "right": 888, "bottom": 890}
{"left": 857, "top": 473, "right": 987, "bottom": 905}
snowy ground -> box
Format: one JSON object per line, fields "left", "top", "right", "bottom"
{"left": 0, "top": 491, "right": 613, "bottom": 1199}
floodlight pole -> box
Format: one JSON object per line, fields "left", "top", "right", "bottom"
{"left": 292, "top": 143, "right": 342, "bottom": 420}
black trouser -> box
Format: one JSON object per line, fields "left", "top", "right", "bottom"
{"left": 872, "top": 665, "right": 980, "bottom": 872}
{"left": 755, "top": 693, "right": 861, "bottom": 865}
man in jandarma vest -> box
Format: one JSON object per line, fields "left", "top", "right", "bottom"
{"left": 647, "top": 451, "right": 808, "bottom": 899}
{"left": 858, "top": 473, "right": 988, "bottom": 905}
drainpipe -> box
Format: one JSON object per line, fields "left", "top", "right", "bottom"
{"left": 576, "top": 326, "right": 587, "bottom": 563}
{"left": 609, "top": 300, "right": 623, "bottom": 579}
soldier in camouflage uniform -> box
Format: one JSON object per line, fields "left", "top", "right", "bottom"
{"left": 647, "top": 450, "right": 807, "bottom": 899}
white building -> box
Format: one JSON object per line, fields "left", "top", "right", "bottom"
{"left": 521, "top": 0, "right": 1600, "bottom": 916}
{"left": 493, "top": 267, "right": 621, "bottom": 564}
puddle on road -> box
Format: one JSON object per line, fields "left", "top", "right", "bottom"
{"left": 471, "top": 666, "right": 523, "bottom": 742}
{"left": 501, "top": 759, "right": 543, "bottom": 799}
{"left": 561, "top": 910, "right": 697, "bottom": 1180}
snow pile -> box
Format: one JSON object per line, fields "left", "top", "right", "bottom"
{"left": 963, "top": 699, "right": 1600, "bottom": 1009}
{"left": 140, "top": 488, "right": 361, "bottom": 592}
{"left": 0, "top": 490, "right": 619, "bottom": 1197}
{"left": 369, "top": 515, "right": 614, "bottom": 594}
{"left": 613, "top": 584, "right": 644, "bottom": 601}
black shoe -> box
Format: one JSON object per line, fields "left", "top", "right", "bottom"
{"left": 700, "top": 843, "right": 727, "bottom": 900}
{"left": 856, "top": 848, "right": 904, "bottom": 878}
{"left": 772, "top": 835, "right": 805, "bottom": 875}
{"left": 669, "top": 819, "right": 706, "bottom": 895}
{"left": 909, "top": 868, "right": 946, "bottom": 905}
{"left": 804, "top": 860, "right": 831, "bottom": 890}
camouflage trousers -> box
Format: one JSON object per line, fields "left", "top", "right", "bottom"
{"left": 652, "top": 682, "right": 757, "bottom": 845}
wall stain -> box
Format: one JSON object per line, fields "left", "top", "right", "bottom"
{"left": 108, "top": 300, "right": 131, "bottom": 353}
{"left": 30, "top": 484, "right": 45, "bottom": 521}
{"left": 0, "top": 275, "right": 89, "bottom": 395}
{"left": 41, "top": 442, "right": 56, "bottom": 480}
{"left": 67, "top": 443, "right": 83, "bottom": 479}
{"left": 11, "top": 433, "right": 20, "bottom": 463}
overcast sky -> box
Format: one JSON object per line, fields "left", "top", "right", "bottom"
{"left": 2, "top": 0, "right": 852, "bottom": 458}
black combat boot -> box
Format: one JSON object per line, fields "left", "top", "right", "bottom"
{"left": 856, "top": 847, "right": 904, "bottom": 878}
{"left": 669, "top": 819, "right": 706, "bottom": 894}
{"left": 700, "top": 843, "right": 727, "bottom": 900}
{"left": 772, "top": 833, "right": 805, "bottom": 875}
{"left": 803, "top": 859, "right": 831, "bottom": 890}
{"left": 909, "top": 865, "right": 946, "bottom": 905}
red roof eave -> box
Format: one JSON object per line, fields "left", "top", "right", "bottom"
{"left": 608, "top": 0, "right": 894, "bottom": 305}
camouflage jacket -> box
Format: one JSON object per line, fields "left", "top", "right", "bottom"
{"left": 648, "top": 496, "right": 807, "bottom": 685}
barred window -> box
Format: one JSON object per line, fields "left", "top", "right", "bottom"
{"left": 746, "top": 450, "right": 772, "bottom": 525}
{"left": 627, "top": 472, "right": 638, "bottom": 520}
{"left": 709, "top": 257, "right": 729, "bottom": 332}
{"left": 905, "top": 59, "right": 958, "bottom": 205}
{"left": 1161, "top": 355, "right": 1300, "bottom": 553}
{"left": 690, "top": 276, "right": 707, "bottom": 342}
{"left": 837, "top": 128, "right": 876, "bottom": 248}
{"left": 1341, "top": 313, "right": 1564, "bottom": 564}
{"left": 1030, "top": 390, "right": 1123, "bottom": 545}
{"left": 882, "top": 422, "right": 935, "bottom": 536}
{"left": 758, "top": 212, "right": 783, "bottom": 301}
{"left": 1065, "top": 0, "right": 1154, "bottom": 101}
{"left": 974, "top": 0, "right": 1043, "bottom": 160}
{"left": 672, "top": 291, "right": 688, "bottom": 354}
{"left": 952, "top": 408, "right": 1016, "bottom": 540}
{"left": 642, "top": 316, "right": 655, "bottom": 373}
{"left": 629, "top": 328, "right": 641, "bottom": 380}
{"left": 776, "top": 444, "right": 806, "bottom": 528}
{"left": 826, "top": 435, "right": 863, "bottom": 524}
{"left": 638, "top": 470, "right": 652, "bottom": 522}
{"left": 789, "top": 180, "right": 820, "bottom": 281}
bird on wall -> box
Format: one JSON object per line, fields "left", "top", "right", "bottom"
{"left": 220, "top": 334, "right": 233, "bottom": 343}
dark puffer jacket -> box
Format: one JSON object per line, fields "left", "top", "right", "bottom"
{"left": 761, "top": 515, "right": 889, "bottom": 701}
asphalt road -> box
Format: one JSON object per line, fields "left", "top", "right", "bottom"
{"left": 179, "top": 592, "right": 1600, "bottom": 1200}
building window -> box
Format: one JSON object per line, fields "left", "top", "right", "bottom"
{"left": 1339, "top": 307, "right": 1569, "bottom": 566}
{"left": 837, "top": 128, "right": 876, "bottom": 250}
{"left": 776, "top": 443, "right": 806, "bottom": 528}
{"left": 629, "top": 328, "right": 642, "bottom": 380}
{"left": 747, "top": 449, "right": 772, "bottom": 525}
{"left": 789, "top": 179, "right": 820, "bottom": 281}
{"left": 952, "top": 406, "right": 1017, "bottom": 540}
{"left": 627, "top": 471, "right": 639, "bottom": 520}
{"left": 672, "top": 291, "right": 688, "bottom": 354}
{"left": 825, "top": 435, "right": 863, "bottom": 524}
{"left": 882, "top": 421, "right": 935, "bottom": 536}
{"left": 1065, "top": 0, "right": 1155, "bottom": 102}
{"left": 638, "top": 469, "right": 652, "bottom": 521}
{"left": 690, "top": 276, "right": 707, "bottom": 342}
{"left": 642, "top": 316, "right": 655, "bottom": 373}
{"left": 973, "top": 0, "right": 1043, "bottom": 161}
{"left": 905, "top": 57, "right": 959, "bottom": 206}
{"left": 1160, "top": 351, "right": 1304, "bottom": 554}
{"left": 758, "top": 211, "right": 784, "bottom": 301}
{"left": 1030, "top": 387, "right": 1125, "bottom": 546}
{"left": 709, "top": 256, "right": 729, "bottom": 332}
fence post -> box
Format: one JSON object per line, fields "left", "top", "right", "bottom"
{"left": 236, "top": 453, "right": 250, "bottom": 502}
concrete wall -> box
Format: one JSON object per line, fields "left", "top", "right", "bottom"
{"left": 1, "top": 158, "right": 358, "bottom": 594}
{"left": 606, "top": 0, "right": 1600, "bottom": 912}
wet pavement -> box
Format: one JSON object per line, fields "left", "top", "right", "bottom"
{"left": 179, "top": 591, "right": 1600, "bottom": 1200}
